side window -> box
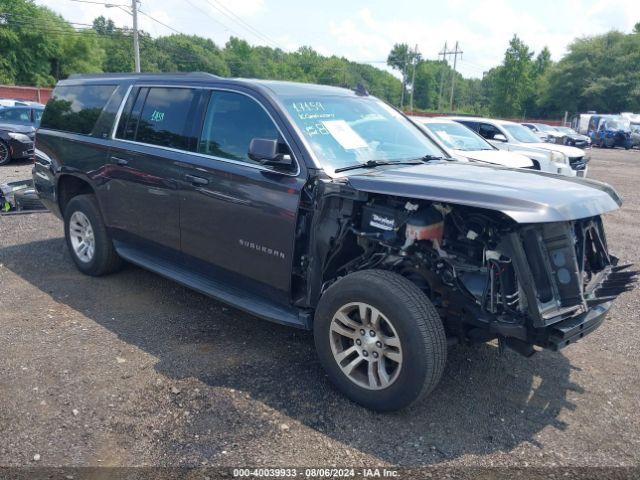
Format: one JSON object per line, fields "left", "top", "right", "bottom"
{"left": 135, "top": 87, "right": 198, "bottom": 150}
{"left": 198, "top": 91, "right": 280, "bottom": 164}
{"left": 34, "top": 109, "right": 43, "bottom": 125}
{"left": 40, "top": 84, "right": 117, "bottom": 135}
{"left": 478, "top": 123, "right": 502, "bottom": 140}
{"left": 116, "top": 87, "right": 147, "bottom": 140}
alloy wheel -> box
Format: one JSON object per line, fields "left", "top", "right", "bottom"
{"left": 69, "top": 211, "right": 95, "bottom": 263}
{"left": 329, "top": 302, "right": 403, "bottom": 390}
{"left": 0, "top": 141, "right": 9, "bottom": 164}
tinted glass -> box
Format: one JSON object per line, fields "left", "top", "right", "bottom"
{"left": 199, "top": 91, "right": 279, "bottom": 163}
{"left": 115, "top": 87, "right": 145, "bottom": 140}
{"left": 33, "top": 109, "right": 43, "bottom": 126}
{"left": 478, "top": 123, "right": 502, "bottom": 140}
{"left": 90, "top": 85, "right": 127, "bottom": 138}
{"left": 280, "top": 95, "right": 443, "bottom": 174}
{"left": 40, "top": 84, "right": 117, "bottom": 134}
{"left": 456, "top": 120, "right": 479, "bottom": 131}
{"left": 134, "top": 87, "right": 197, "bottom": 150}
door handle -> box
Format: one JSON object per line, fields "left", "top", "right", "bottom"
{"left": 185, "top": 174, "right": 209, "bottom": 186}
{"left": 111, "top": 156, "right": 129, "bottom": 166}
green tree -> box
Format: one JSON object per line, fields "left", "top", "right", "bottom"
{"left": 387, "top": 43, "right": 419, "bottom": 108}
{"left": 491, "top": 35, "right": 534, "bottom": 117}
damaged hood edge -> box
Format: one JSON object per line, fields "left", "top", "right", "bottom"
{"left": 346, "top": 162, "right": 621, "bottom": 224}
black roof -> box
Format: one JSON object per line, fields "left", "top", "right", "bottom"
{"left": 62, "top": 72, "right": 361, "bottom": 98}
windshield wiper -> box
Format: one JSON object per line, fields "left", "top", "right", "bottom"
{"left": 334, "top": 159, "right": 423, "bottom": 173}
{"left": 420, "top": 154, "right": 446, "bottom": 161}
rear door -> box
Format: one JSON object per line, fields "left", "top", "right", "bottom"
{"left": 177, "top": 88, "right": 306, "bottom": 304}
{"left": 105, "top": 86, "right": 202, "bottom": 257}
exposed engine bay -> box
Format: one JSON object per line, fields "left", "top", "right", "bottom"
{"left": 296, "top": 181, "right": 637, "bottom": 356}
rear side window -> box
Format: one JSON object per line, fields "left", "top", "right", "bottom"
{"left": 118, "top": 87, "right": 197, "bottom": 150}
{"left": 40, "top": 84, "right": 117, "bottom": 135}
{"left": 198, "top": 91, "right": 280, "bottom": 164}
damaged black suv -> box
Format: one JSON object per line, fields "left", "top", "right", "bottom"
{"left": 34, "top": 73, "right": 636, "bottom": 411}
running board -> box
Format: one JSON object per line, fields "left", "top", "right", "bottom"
{"left": 114, "top": 243, "right": 311, "bottom": 330}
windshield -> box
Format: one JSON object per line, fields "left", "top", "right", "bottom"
{"left": 423, "top": 121, "right": 492, "bottom": 151}
{"left": 503, "top": 124, "right": 542, "bottom": 143}
{"left": 607, "top": 119, "right": 630, "bottom": 130}
{"left": 281, "top": 95, "right": 444, "bottom": 174}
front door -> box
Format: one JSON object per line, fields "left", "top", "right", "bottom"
{"left": 178, "top": 89, "right": 306, "bottom": 303}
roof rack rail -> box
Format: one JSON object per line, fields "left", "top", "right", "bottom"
{"left": 67, "top": 72, "right": 222, "bottom": 79}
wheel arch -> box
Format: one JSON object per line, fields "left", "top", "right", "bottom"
{"left": 56, "top": 174, "right": 96, "bottom": 215}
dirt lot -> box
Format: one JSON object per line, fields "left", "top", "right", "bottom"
{"left": 1, "top": 149, "right": 639, "bottom": 469}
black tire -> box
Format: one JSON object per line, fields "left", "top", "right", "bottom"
{"left": 64, "top": 194, "right": 123, "bottom": 276}
{"left": 0, "top": 140, "right": 11, "bottom": 166}
{"left": 314, "top": 269, "right": 447, "bottom": 411}
{"left": 14, "top": 188, "right": 45, "bottom": 211}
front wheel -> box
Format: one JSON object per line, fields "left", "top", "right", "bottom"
{"left": 0, "top": 140, "right": 11, "bottom": 165}
{"left": 314, "top": 270, "right": 447, "bottom": 411}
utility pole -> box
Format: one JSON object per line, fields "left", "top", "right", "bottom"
{"left": 437, "top": 42, "right": 448, "bottom": 112}
{"left": 409, "top": 44, "right": 419, "bottom": 112}
{"left": 448, "top": 41, "right": 462, "bottom": 111}
{"left": 131, "top": 0, "right": 140, "bottom": 73}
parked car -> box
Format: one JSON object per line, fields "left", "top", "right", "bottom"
{"left": 630, "top": 123, "right": 640, "bottom": 149}
{"left": 552, "top": 126, "right": 591, "bottom": 148}
{"left": 521, "top": 122, "right": 557, "bottom": 142}
{"left": 0, "top": 105, "right": 44, "bottom": 127}
{"left": 34, "top": 73, "right": 635, "bottom": 411}
{"left": 590, "top": 116, "right": 633, "bottom": 149}
{"left": 0, "top": 123, "right": 36, "bottom": 165}
{"left": 0, "top": 98, "right": 29, "bottom": 107}
{"left": 448, "top": 116, "right": 589, "bottom": 176}
{"left": 410, "top": 117, "right": 533, "bottom": 169}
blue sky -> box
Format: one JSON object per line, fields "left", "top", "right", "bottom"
{"left": 37, "top": 0, "right": 639, "bottom": 78}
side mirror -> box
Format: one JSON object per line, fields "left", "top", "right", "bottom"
{"left": 493, "top": 133, "right": 507, "bottom": 142}
{"left": 248, "top": 138, "right": 293, "bottom": 168}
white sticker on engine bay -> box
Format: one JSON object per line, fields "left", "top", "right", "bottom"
{"left": 322, "top": 120, "right": 368, "bottom": 150}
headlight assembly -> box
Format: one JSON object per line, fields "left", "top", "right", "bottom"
{"left": 550, "top": 150, "right": 568, "bottom": 165}
{"left": 7, "top": 132, "right": 32, "bottom": 143}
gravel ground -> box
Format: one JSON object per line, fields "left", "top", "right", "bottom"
{"left": 0, "top": 149, "right": 639, "bottom": 469}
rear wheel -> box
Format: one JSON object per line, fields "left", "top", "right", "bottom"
{"left": 64, "top": 194, "right": 123, "bottom": 276}
{"left": 0, "top": 140, "right": 11, "bottom": 165}
{"left": 314, "top": 270, "right": 447, "bottom": 411}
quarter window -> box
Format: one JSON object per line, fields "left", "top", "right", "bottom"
{"left": 40, "top": 84, "right": 117, "bottom": 135}
{"left": 198, "top": 91, "right": 280, "bottom": 164}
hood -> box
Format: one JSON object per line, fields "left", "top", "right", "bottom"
{"left": 458, "top": 149, "right": 533, "bottom": 168}
{"left": 526, "top": 142, "right": 585, "bottom": 157}
{"left": 0, "top": 123, "right": 35, "bottom": 134}
{"left": 346, "top": 161, "right": 621, "bottom": 224}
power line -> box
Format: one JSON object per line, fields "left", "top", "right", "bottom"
{"left": 65, "top": 0, "right": 129, "bottom": 6}
{"left": 200, "top": 0, "right": 283, "bottom": 50}
{"left": 183, "top": 0, "right": 242, "bottom": 37}
{"left": 137, "top": 9, "right": 181, "bottom": 34}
